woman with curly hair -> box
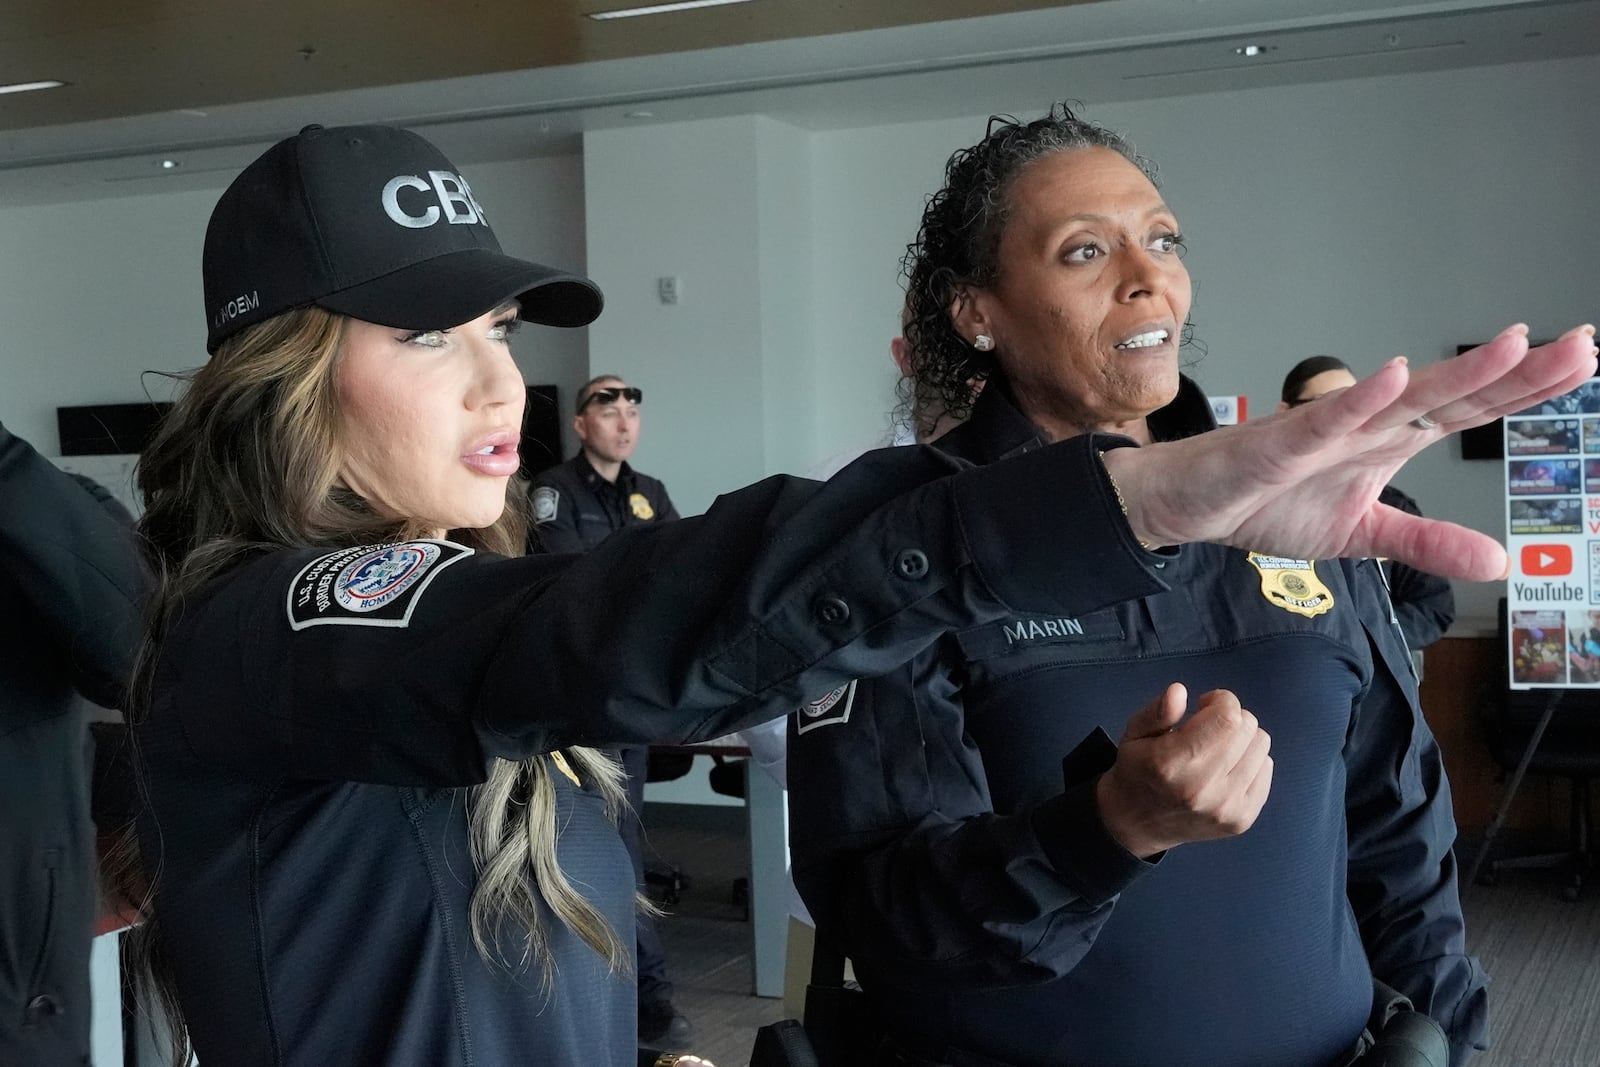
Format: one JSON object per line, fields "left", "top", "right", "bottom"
{"left": 790, "top": 103, "right": 1595, "bottom": 1067}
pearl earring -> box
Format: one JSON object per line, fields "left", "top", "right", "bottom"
{"left": 973, "top": 334, "right": 994, "bottom": 351}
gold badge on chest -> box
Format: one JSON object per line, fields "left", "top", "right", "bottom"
{"left": 629, "top": 493, "right": 655, "bottom": 520}
{"left": 1246, "top": 553, "right": 1335, "bottom": 618}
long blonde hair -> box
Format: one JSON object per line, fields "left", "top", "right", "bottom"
{"left": 119, "top": 306, "right": 633, "bottom": 1063}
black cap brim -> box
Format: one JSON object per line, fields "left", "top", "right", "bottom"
{"left": 317, "top": 248, "right": 603, "bottom": 331}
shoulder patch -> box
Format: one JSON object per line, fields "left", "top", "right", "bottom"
{"left": 286, "top": 540, "right": 472, "bottom": 630}
{"left": 795, "top": 680, "right": 857, "bottom": 735}
{"left": 531, "top": 486, "right": 560, "bottom": 524}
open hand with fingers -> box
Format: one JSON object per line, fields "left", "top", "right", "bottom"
{"left": 1104, "top": 323, "right": 1599, "bottom": 581}
{"left": 1095, "top": 683, "right": 1274, "bottom": 859}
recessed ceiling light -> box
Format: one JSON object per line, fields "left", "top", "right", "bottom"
{"left": 589, "top": 0, "right": 755, "bottom": 21}
{"left": 0, "top": 79, "right": 67, "bottom": 96}
{"left": 159, "top": 159, "right": 181, "bottom": 170}
{"left": 1233, "top": 44, "right": 1275, "bottom": 57}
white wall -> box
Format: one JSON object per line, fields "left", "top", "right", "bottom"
{"left": 805, "top": 54, "right": 1600, "bottom": 630}
{"left": 0, "top": 154, "right": 589, "bottom": 458}
{"left": 584, "top": 114, "right": 819, "bottom": 516}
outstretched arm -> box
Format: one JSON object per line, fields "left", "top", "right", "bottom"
{"left": 1108, "top": 323, "right": 1598, "bottom": 578}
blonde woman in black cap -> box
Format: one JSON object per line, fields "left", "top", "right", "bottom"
{"left": 116, "top": 122, "right": 1594, "bottom": 1067}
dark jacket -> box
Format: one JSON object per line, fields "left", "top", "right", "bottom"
{"left": 0, "top": 423, "right": 146, "bottom": 1067}
{"left": 136, "top": 436, "right": 1172, "bottom": 1067}
{"left": 789, "top": 379, "right": 1486, "bottom": 1067}
{"left": 529, "top": 454, "right": 679, "bottom": 554}
{"left": 1379, "top": 485, "right": 1457, "bottom": 649}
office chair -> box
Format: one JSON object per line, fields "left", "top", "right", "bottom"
{"left": 1474, "top": 598, "right": 1600, "bottom": 901}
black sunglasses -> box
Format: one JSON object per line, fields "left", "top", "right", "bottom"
{"left": 579, "top": 386, "right": 642, "bottom": 411}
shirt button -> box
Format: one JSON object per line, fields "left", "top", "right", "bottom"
{"left": 894, "top": 549, "right": 929, "bottom": 580}
{"left": 814, "top": 595, "right": 851, "bottom": 626}
{"left": 25, "top": 994, "right": 60, "bottom": 1024}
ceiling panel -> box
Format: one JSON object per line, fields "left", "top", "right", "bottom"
{"left": 0, "top": 0, "right": 1093, "bottom": 131}
{"left": 0, "top": 0, "right": 1594, "bottom": 205}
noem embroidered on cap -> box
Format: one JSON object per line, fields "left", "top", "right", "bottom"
{"left": 287, "top": 540, "right": 472, "bottom": 630}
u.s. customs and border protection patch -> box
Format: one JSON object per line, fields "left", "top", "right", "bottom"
{"left": 531, "top": 486, "right": 560, "bottom": 524}
{"left": 1247, "top": 552, "right": 1335, "bottom": 618}
{"left": 629, "top": 493, "right": 655, "bottom": 520}
{"left": 287, "top": 540, "right": 472, "bottom": 630}
{"left": 795, "top": 680, "right": 857, "bottom": 735}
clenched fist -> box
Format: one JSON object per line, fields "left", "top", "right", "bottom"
{"left": 1095, "top": 683, "right": 1273, "bottom": 859}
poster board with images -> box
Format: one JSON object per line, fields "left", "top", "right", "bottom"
{"left": 1504, "top": 374, "right": 1600, "bottom": 688}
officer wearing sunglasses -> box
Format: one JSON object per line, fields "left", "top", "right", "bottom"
{"left": 527, "top": 373, "right": 688, "bottom": 1051}
{"left": 529, "top": 375, "right": 678, "bottom": 553}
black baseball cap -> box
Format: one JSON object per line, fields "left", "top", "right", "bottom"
{"left": 202, "top": 124, "right": 603, "bottom": 354}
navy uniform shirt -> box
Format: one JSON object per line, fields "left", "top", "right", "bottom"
{"left": 528, "top": 454, "right": 679, "bottom": 554}
{"left": 137, "top": 435, "right": 1178, "bottom": 1067}
{"left": 789, "top": 379, "right": 1487, "bottom": 1067}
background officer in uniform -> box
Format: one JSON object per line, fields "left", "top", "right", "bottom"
{"left": 528, "top": 375, "right": 678, "bottom": 553}
{"left": 528, "top": 374, "right": 690, "bottom": 1051}
{"left": 1280, "top": 355, "right": 1457, "bottom": 651}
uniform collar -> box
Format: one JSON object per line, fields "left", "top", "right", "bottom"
{"left": 574, "top": 452, "right": 636, "bottom": 489}
{"left": 936, "top": 373, "right": 1216, "bottom": 465}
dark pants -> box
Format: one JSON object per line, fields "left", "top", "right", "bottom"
{"left": 620, "top": 745, "right": 673, "bottom": 1010}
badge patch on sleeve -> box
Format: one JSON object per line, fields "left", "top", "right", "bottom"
{"left": 532, "top": 486, "right": 560, "bottom": 524}
{"left": 795, "top": 680, "right": 857, "bottom": 735}
{"left": 1246, "top": 552, "right": 1335, "bottom": 618}
{"left": 286, "top": 540, "right": 472, "bottom": 630}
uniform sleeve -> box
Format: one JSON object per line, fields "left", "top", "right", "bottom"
{"left": 162, "top": 436, "right": 1167, "bottom": 786}
{"left": 1386, "top": 561, "right": 1456, "bottom": 650}
{"left": 789, "top": 652, "right": 1155, "bottom": 990}
{"left": 0, "top": 421, "right": 147, "bottom": 709}
{"left": 527, "top": 471, "right": 587, "bottom": 554}
{"left": 1342, "top": 559, "right": 1487, "bottom": 1065}
{"left": 1377, "top": 486, "right": 1455, "bottom": 649}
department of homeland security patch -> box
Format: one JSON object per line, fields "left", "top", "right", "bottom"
{"left": 1246, "top": 552, "right": 1335, "bottom": 618}
{"left": 286, "top": 540, "right": 472, "bottom": 630}
{"left": 532, "top": 486, "right": 560, "bottom": 524}
{"left": 795, "top": 680, "right": 857, "bottom": 735}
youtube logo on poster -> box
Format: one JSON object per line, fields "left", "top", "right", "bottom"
{"left": 1521, "top": 544, "right": 1573, "bottom": 577}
